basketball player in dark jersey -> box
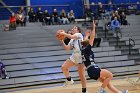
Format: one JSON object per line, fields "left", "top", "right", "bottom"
{"left": 81, "top": 21, "right": 128, "bottom": 93}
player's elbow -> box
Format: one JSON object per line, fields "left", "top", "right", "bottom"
{"left": 72, "top": 35, "right": 79, "bottom": 39}
{"left": 64, "top": 46, "right": 70, "bottom": 50}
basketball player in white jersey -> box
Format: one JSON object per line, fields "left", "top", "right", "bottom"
{"left": 59, "top": 26, "right": 87, "bottom": 93}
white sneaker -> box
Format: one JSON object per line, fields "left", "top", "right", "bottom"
{"left": 63, "top": 79, "right": 74, "bottom": 87}
{"left": 96, "top": 87, "right": 106, "bottom": 93}
{"left": 136, "top": 77, "right": 140, "bottom": 82}
{"left": 122, "top": 90, "right": 128, "bottom": 93}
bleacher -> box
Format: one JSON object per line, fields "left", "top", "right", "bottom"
{"left": 0, "top": 15, "right": 140, "bottom": 89}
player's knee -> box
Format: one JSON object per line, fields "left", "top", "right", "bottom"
{"left": 109, "top": 73, "right": 113, "bottom": 80}
{"left": 61, "top": 65, "right": 64, "bottom": 71}
{"left": 61, "top": 65, "right": 67, "bottom": 71}
{"left": 80, "top": 77, "right": 87, "bottom": 83}
{"left": 79, "top": 73, "right": 86, "bottom": 81}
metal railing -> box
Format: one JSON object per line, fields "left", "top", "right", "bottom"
{"left": 84, "top": 3, "right": 140, "bottom": 6}
{"left": 129, "top": 38, "right": 135, "bottom": 55}
{"left": 0, "top": 4, "right": 70, "bottom": 8}
{"left": 104, "top": 23, "right": 108, "bottom": 39}
{"left": 115, "top": 28, "right": 122, "bottom": 46}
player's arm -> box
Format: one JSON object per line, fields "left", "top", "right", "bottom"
{"left": 84, "top": 29, "right": 90, "bottom": 40}
{"left": 89, "top": 21, "right": 96, "bottom": 46}
{"left": 60, "top": 32, "right": 79, "bottom": 39}
{"left": 60, "top": 40, "right": 71, "bottom": 50}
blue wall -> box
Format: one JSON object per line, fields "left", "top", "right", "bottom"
{"left": 30, "top": 0, "right": 84, "bottom": 18}
{"left": 0, "top": 0, "right": 25, "bottom": 20}
{"left": 0, "top": 0, "right": 140, "bottom": 20}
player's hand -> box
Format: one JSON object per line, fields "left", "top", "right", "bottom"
{"left": 93, "top": 20, "right": 95, "bottom": 26}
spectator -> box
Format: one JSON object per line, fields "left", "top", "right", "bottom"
{"left": 111, "top": 17, "right": 120, "bottom": 32}
{"left": 43, "top": 10, "right": 51, "bottom": 25}
{"left": 114, "top": 10, "right": 120, "bottom": 21}
{"left": 9, "top": 12, "right": 16, "bottom": 30}
{"left": 16, "top": 10, "right": 25, "bottom": 26}
{"left": 60, "top": 9, "right": 69, "bottom": 24}
{"left": 36, "top": 7, "right": 44, "bottom": 22}
{"left": 107, "top": 1, "right": 113, "bottom": 12}
{"left": 111, "top": 11, "right": 120, "bottom": 21}
{"left": 51, "top": 9, "right": 60, "bottom": 25}
{"left": 111, "top": 12, "right": 115, "bottom": 21}
{"left": 68, "top": 10, "right": 75, "bottom": 23}
{"left": 28, "top": 7, "right": 36, "bottom": 22}
{"left": 19, "top": 6, "right": 26, "bottom": 26}
{"left": 120, "top": 12, "right": 128, "bottom": 25}
{"left": 97, "top": 2, "right": 105, "bottom": 19}
{"left": 84, "top": 5, "right": 93, "bottom": 21}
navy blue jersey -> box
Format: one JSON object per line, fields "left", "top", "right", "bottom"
{"left": 82, "top": 44, "right": 94, "bottom": 67}
{"left": 82, "top": 45, "right": 101, "bottom": 80}
{"left": 87, "top": 64, "right": 101, "bottom": 80}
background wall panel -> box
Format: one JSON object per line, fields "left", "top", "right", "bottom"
{"left": 30, "top": 0, "right": 84, "bottom": 18}
{"left": 0, "top": 0, "right": 25, "bottom": 20}
{"left": 0, "top": 0, "right": 139, "bottom": 20}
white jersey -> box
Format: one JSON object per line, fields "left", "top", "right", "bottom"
{"left": 68, "top": 33, "right": 83, "bottom": 64}
{"left": 68, "top": 33, "right": 83, "bottom": 53}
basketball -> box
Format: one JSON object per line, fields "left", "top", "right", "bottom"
{"left": 56, "top": 30, "right": 65, "bottom": 40}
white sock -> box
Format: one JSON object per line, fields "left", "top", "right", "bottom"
{"left": 99, "top": 87, "right": 104, "bottom": 91}
{"left": 136, "top": 77, "right": 140, "bottom": 82}
{"left": 118, "top": 91, "right": 122, "bottom": 93}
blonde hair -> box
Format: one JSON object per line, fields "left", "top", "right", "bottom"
{"left": 81, "top": 39, "right": 89, "bottom": 47}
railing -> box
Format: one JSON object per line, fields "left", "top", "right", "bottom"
{"left": 0, "top": 4, "right": 70, "bottom": 8}
{"left": 115, "top": 27, "right": 122, "bottom": 46}
{"left": 104, "top": 23, "right": 108, "bottom": 39}
{"left": 0, "top": 24, "right": 4, "bottom": 32}
{"left": 84, "top": 3, "right": 140, "bottom": 6}
{"left": 129, "top": 38, "right": 135, "bottom": 55}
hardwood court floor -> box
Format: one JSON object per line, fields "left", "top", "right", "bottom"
{"left": 7, "top": 77, "right": 140, "bottom": 93}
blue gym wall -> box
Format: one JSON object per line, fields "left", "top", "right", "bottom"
{"left": 0, "top": 0, "right": 140, "bottom": 20}
{"left": 0, "top": 0, "right": 25, "bottom": 20}
{"left": 30, "top": 0, "right": 84, "bottom": 18}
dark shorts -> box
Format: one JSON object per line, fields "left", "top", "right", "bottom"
{"left": 87, "top": 65, "right": 101, "bottom": 80}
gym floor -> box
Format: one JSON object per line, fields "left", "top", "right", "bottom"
{"left": 5, "top": 77, "right": 140, "bottom": 93}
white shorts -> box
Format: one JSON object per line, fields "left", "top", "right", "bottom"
{"left": 69, "top": 53, "right": 83, "bottom": 64}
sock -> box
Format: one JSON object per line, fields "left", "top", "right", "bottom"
{"left": 66, "top": 77, "right": 71, "bottom": 81}
{"left": 98, "top": 87, "right": 104, "bottom": 92}
{"left": 82, "top": 88, "right": 86, "bottom": 92}
{"left": 118, "top": 91, "right": 122, "bottom": 93}
{"left": 136, "top": 77, "right": 140, "bottom": 82}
